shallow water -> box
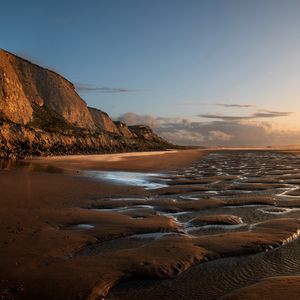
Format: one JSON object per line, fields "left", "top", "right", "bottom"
{"left": 4, "top": 151, "right": 300, "bottom": 299}
{"left": 0, "top": 159, "right": 64, "bottom": 173}
{"left": 99, "top": 151, "right": 300, "bottom": 299}
{"left": 68, "top": 223, "right": 95, "bottom": 230}
{"left": 84, "top": 170, "right": 168, "bottom": 189}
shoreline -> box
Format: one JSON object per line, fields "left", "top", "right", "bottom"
{"left": 22, "top": 147, "right": 300, "bottom": 172}
{"left": 24, "top": 149, "right": 205, "bottom": 172}
{"left": 2, "top": 149, "right": 300, "bottom": 299}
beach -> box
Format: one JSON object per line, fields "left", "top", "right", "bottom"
{"left": 2, "top": 149, "right": 300, "bottom": 299}
{"left": 0, "top": 149, "right": 203, "bottom": 299}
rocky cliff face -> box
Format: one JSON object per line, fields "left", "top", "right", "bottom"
{"left": 0, "top": 49, "right": 95, "bottom": 129}
{"left": 88, "top": 107, "right": 119, "bottom": 134}
{"left": 114, "top": 121, "right": 136, "bottom": 138}
{"left": 0, "top": 49, "right": 173, "bottom": 158}
{"left": 0, "top": 122, "right": 169, "bottom": 158}
{"left": 129, "top": 125, "right": 164, "bottom": 141}
{"left": 0, "top": 50, "right": 33, "bottom": 124}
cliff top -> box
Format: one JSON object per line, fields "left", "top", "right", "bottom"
{"left": 0, "top": 48, "right": 75, "bottom": 89}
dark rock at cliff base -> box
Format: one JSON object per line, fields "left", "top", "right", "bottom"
{"left": 0, "top": 48, "right": 173, "bottom": 158}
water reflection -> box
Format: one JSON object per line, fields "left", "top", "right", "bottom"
{"left": 0, "top": 159, "right": 18, "bottom": 170}
{"left": 0, "top": 159, "right": 64, "bottom": 173}
{"left": 85, "top": 171, "right": 168, "bottom": 190}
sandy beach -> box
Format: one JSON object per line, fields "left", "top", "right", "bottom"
{"left": 25, "top": 149, "right": 204, "bottom": 171}
{"left": 2, "top": 149, "right": 300, "bottom": 299}
{"left": 0, "top": 149, "right": 203, "bottom": 299}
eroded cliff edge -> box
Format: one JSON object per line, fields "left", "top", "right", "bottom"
{"left": 0, "top": 49, "right": 172, "bottom": 158}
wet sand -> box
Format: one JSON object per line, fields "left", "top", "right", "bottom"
{"left": 0, "top": 149, "right": 203, "bottom": 299}
{"left": 2, "top": 149, "right": 300, "bottom": 299}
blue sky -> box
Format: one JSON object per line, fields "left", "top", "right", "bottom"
{"left": 2, "top": 0, "right": 300, "bottom": 145}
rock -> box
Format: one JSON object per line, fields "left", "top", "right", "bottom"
{"left": 0, "top": 48, "right": 173, "bottom": 158}
{"left": 114, "top": 121, "right": 135, "bottom": 138}
{"left": 0, "top": 49, "right": 95, "bottom": 129}
{"left": 129, "top": 125, "right": 158, "bottom": 140}
{"left": 88, "top": 107, "right": 119, "bottom": 134}
{"left": 0, "top": 49, "right": 33, "bottom": 124}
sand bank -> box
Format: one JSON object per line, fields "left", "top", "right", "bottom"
{"left": 25, "top": 149, "right": 204, "bottom": 171}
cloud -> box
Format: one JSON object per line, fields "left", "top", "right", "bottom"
{"left": 253, "top": 110, "right": 292, "bottom": 118}
{"left": 207, "top": 130, "right": 233, "bottom": 141}
{"left": 155, "top": 120, "right": 272, "bottom": 146}
{"left": 156, "top": 120, "right": 300, "bottom": 147}
{"left": 161, "top": 130, "right": 205, "bottom": 145}
{"left": 117, "top": 112, "right": 300, "bottom": 147}
{"left": 199, "top": 110, "right": 292, "bottom": 121}
{"left": 216, "top": 104, "right": 254, "bottom": 108}
{"left": 199, "top": 114, "right": 250, "bottom": 121}
{"left": 118, "top": 112, "right": 161, "bottom": 128}
{"left": 117, "top": 112, "right": 191, "bottom": 128}
{"left": 176, "top": 102, "right": 255, "bottom": 108}
{"left": 75, "top": 83, "right": 140, "bottom": 94}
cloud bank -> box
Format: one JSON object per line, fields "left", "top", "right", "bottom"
{"left": 216, "top": 104, "right": 255, "bottom": 108}
{"left": 199, "top": 110, "right": 292, "bottom": 121}
{"left": 117, "top": 111, "right": 300, "bottom": 147}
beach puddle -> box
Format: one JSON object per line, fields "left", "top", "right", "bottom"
{"left": 67, "top": 224, "right": 95, "bottom": 230}
{"left": 258, "top": 207, "right": 293, "bottom": 215}
{"left": 85, "top": 151, "right": 300, "bottom": 299}
{"left": 186, "top": 223, "right": 247, "bottom": 233}
{"left": 129, "top": 232, "right": 184, "bottom": 240}
{"left": 84, "top": 171, "right": 168, "bottom": 189}
{"left": 20, "top": 150, "right": 300, "bottom": 299}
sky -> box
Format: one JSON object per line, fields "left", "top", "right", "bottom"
{"left": 1, "top": 0, "right": 300, "bottom": 146}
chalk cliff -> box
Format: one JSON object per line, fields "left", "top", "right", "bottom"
{"left": 88, "top": 107, "right": 119, "bottom": 134}
{"left": 0, "top": 49, "right": 172, "bottom": 158}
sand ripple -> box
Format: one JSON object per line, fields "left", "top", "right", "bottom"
{"left": 87, "top": 218, "right": 300, "bottom": 299}
{"left": 102, "top": 151, "right": 300, "bottom": 299}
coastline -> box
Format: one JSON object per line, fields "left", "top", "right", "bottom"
{"left": 24, "top": 149, "right": 205, "bottom": 171}
{"left": 2, "top": 149, "right": 300, "bottom": 299}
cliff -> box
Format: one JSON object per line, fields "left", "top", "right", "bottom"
{"left": 114, "top": 121, "right": 136, "bottom": 138}
{"left": 129, "top": 125, "right": 166, "bottom": 142}
{"left": 88, "top": 107, "right": 119, "bottom": 134}
{"left": 0, "top": 49, "right": 173, "bottom": 158}
{"left": 0, "top": 49, "right": 95, "bottom": 129}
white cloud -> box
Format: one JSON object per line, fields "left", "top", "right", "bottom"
{"left": 161, "top": 130, "right": 205, "bottom": 145}
{"left": 118, "top": 112, "right": 161, "bottom": 128}
{"left": 208, "top": 130, "right": 233, "bottom": 141}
